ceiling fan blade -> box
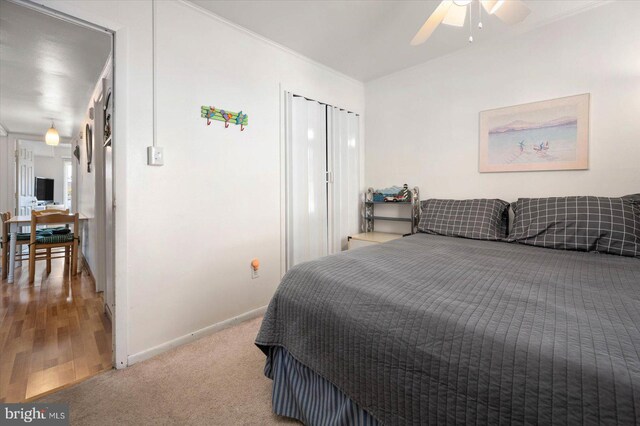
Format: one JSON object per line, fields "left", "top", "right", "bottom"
{"left": 410, "top": 0, "right": 453, "bottom": 46}
{"left": 494, "top": 0, "right": 531, "bottom": 24}
{"left": 442, "top": 3, "right": 467, "bottom": 27}
{"left": 481, "top": 0, "right": 504, "bottom": 15}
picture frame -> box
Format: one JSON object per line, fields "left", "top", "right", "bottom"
{"left": 85, "top": 123, "right": 93, "bottom": 173}
{"left": 479, "top": 93, "right": 589, "bottom": 173}
{"left": 103, "top": 89, "right": 112, "bottom": 145}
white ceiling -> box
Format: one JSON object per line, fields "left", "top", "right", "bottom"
{"left": 190, "top": 0, "right": 606, "bottom": 82}
{"left": 0, "top": 0, "right": 111, "bottom": 139}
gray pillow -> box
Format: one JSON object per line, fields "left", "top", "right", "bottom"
{"left": 507, "top": 196, "right": 640, "bottom": 258}
{"left": 418, "top": 198, "right": 509, "bottom": 240}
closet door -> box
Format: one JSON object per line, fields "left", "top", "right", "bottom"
{"left": 286, "top": 94, "right": 328, "bottom": 268}
{"left": 329, "top": 107, "right": 360, "bottom": 252}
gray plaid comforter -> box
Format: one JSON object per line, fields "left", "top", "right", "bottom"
{"left": 256, "top": 234, "right": 640, "bottom": 425}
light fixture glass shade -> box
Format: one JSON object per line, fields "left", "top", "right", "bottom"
{"left": 45, "top": 123, "right": 59, "bottom": 146}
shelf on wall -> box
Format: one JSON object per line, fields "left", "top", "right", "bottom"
{"left": 365, "top": 215, "right": 413, "bottom": 223}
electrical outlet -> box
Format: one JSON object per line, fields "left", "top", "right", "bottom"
{"left": 147, "top": 146, "right": 164, "bottom": 166}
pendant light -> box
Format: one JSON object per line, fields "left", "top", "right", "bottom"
{"left": 45, "top": 122, "right": 59, "bottom": 146}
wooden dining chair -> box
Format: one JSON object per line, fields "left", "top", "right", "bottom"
{"left": 28, "top": 210, "right": 79, "bottom": 283}
{"left": 34, "top": 209, "right": 70, "bottom": 229}
{"left": 1, "top": 211, "right": 32, "bottom": 280}
{"left": 45, "top": 204, "right": 67, "bottom": 210}
{"left": 34, "top": 209, "right": 70, "bottom": 215}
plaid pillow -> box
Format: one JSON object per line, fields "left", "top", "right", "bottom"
{"left": 418, "top": 199, "right": 510, "bottom": 240}
{"left": 507, "top": 196, "right": 640, "bottom": 258}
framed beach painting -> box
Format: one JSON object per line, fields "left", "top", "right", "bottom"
{"left": 479, "top": 93, "right": 589, "bottom": 172}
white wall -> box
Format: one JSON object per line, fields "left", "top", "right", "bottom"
{"left": 365, "top": 1, "right": 640, "bottom": 202}
{"left": 72, "top": 62, "right": 111, "bottom": 289}
{"left": 0, "top": 135, "right": 9, "bottom": 213}
{"left": 74, "top": 113, "right": 97, "bottom": 279}
{"left": 38, "top": 0, "right": 365, "bottom": 364}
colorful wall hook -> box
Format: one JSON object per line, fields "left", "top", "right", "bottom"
{"left": 201, "top": 106, "right": 248, "bottom": 130}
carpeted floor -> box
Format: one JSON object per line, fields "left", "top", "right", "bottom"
{"left": 39, "top": 316, "right": 299, "bottom": 425}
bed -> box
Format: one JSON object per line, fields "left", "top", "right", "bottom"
{"left": 256, "top": 198, "right": 640, "bottom": 425}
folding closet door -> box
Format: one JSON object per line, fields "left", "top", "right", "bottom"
{"left": 329, "top": 108, "right": 360, "bottom": 252}
{"left": 286, "top": 94, "right": 328, "bottom": 268}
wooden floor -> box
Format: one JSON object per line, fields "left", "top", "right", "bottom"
{"left": 0, "top": 257, "right": 112, "bottom": 402}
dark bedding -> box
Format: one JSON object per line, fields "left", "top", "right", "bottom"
{"left": 256, "top": 234, "right": 640, "bottom": 425}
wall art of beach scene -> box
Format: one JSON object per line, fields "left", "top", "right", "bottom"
{"left": 479, "top": 94, "right": 589, "bottom": 172}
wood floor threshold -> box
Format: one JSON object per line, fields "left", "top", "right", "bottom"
{"left": 25, "top": 366, "right": 113, "bottom": 402}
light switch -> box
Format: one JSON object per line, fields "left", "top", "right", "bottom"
{"left": 147, "top": 146, "right": 164, "bottom": 166}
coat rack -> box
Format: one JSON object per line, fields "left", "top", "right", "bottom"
{"left": 201, "top": 106, "right": 248, "bottom": 131}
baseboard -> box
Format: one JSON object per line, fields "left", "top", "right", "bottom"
{"left": 80, "top": 253, "right": 96, "bottom": 284}
{"left": 79, "top": 252, "right": 111, "bottom": 321}
{"left": 104, "top": 302, "right": 113, "bottom": 321}
{"left": 127, "top": 305, "right": 268, "bottom": 366}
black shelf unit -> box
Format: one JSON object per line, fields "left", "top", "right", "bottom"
{"left": 364, "top": 201, "right": 412, "bottom": 205}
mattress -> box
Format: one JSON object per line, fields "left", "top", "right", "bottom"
{"left": 256, "top": 234, "right": 640, "bottom": 425}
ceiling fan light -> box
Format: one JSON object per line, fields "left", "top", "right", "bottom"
{"left": 453, "top": 0, "right": 472, "bottom": 5}
{"left": 45, "top": 123, "right": 59, "bottom": 146}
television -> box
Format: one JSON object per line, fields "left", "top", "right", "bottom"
{"left": 35, "top": 177, "right": 54, "bottom": 202}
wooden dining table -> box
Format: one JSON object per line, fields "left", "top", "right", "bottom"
{"left": 5, "top": 213, "right": 88, "bottom": 283}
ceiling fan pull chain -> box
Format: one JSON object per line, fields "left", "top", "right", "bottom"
{"left": 468, "top": 2, "right": 473, "bottom": 43}
{"left": 478, "top": 0, "right": 483, "bottom": 29}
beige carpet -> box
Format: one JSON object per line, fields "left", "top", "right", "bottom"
{"left": 40, "top": 317, "right": 299, "bottom": 425}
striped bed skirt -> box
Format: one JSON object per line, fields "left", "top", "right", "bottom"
{"left": 264, "top": 346, "right": 379, "bottom": 426}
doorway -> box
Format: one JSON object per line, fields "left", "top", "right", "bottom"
{"left": 15, "top": 139, "right": 73, "bottom": 215}
{"left": 63, "top": 159, "right": 73, "bottom": 210}
{"left": 0, "top": 0, "right": 116, "bottom": 402}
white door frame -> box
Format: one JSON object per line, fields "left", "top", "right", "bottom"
{"left": 279, "top": 86, "right": 288, "bottom": 278}
{"left": 7, "top": 0, "right": 124, "bottom": 368}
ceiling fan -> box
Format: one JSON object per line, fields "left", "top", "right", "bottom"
{"left": 411, "top": 0, "right": 531, "bottom": 45}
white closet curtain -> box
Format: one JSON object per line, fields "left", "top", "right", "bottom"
{"left": 285, "top": 93, "right": 328, "bottom": 268}
{"left": 285, "top": 92, "right": 360, "bottom": 270}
